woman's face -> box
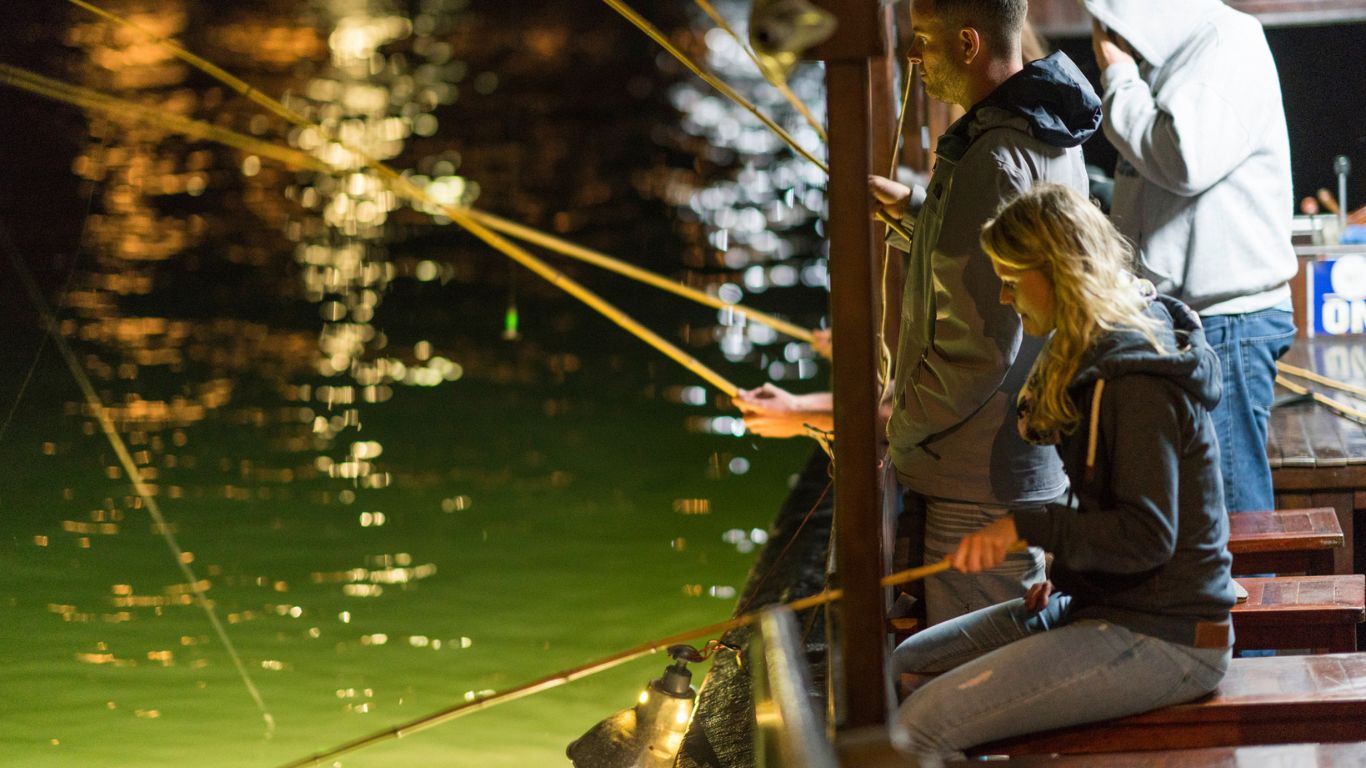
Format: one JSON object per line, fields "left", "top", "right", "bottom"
{"left": 994, "top": 262, "right": 1056, "bottom": 337}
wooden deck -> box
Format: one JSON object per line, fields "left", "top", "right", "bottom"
{"left": 1269, "top": 339, "right": 1366, "bottom": 644}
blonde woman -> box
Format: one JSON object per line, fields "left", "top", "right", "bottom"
{"left": 889, "top": 184, "right": 1235, "bottom": 758}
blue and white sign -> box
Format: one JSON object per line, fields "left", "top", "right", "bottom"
{"left": 1311, "top": 254, "right": 1366, "bottom": 336}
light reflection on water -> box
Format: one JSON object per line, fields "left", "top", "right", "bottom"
{"left": 1, "top": 0, "right": 821, "bottom": 765}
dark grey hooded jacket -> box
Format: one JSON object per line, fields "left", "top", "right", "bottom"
{"left": 888, "top": 52, "right": 1098, "bottom": 504}
{"left": 1014, "top": 296, "right": 1237, "bottom": 647}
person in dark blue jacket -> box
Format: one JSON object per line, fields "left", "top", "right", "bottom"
{"left": 890, "top": 183, "right": 1236, "bottom": 758}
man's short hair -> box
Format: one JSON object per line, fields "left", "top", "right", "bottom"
{"left": 929, "top": 0, "right": 1027, "bottom": 53}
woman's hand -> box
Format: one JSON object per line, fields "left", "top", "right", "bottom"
{"left": 1024, "top": 580, "right": 1053, "bottom": 613}
{"left": 947, "top": 517, "right": 1019, "bottom": 573}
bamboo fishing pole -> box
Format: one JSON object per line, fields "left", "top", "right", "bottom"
{"left": 1278, "top": 361, "right": 1366, "bottom": 401}
{"left": 465, "top": 208, "right": 815, "bottom": 343}
{"left": 690, "top": 0, "right": 827, "bottom": 144}
{"left": 597, "top": 0, "right": 915, "bottom": 250}
{"left": 64, "top": 0, "right": 861, "bottom": 347}
{"left": 10, "top": 26, "right": 748, "bottom": 393}
{"left": 275, "top": 544, "right": 1019, "bottom": 768}
{"left": 1275, "top": 376, "right": 1366, "bottom": 422}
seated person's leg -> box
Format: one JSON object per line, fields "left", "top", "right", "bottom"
{"left": 893, "top": 619, "right": 1230, "bottom": 760}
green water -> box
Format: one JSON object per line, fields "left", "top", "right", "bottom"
{"left": 0, "top": 355, "right": 808, "bottom": 767}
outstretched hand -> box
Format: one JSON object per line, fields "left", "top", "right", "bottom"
{"left": 733, "top": 383, "right": 830, "bottom": 439}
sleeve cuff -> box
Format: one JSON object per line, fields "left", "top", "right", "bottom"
{"left": 1101, "top": 60, "right": 1141, "bottom": 92}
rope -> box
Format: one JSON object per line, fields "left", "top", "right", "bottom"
{"left": 0, "top": 225, "right": 277, "bottom": 736}
{"left": 274, "top": 540, "right": 1026, "bottom": 768}
{"left": 690, "top": 0, "right": 827, "bottom": 143}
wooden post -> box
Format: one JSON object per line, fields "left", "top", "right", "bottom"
{"left": 811, "top": 0, "right": 891, "bottom": 731}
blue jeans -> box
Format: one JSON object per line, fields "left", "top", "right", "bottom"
{"left": 890, "top": 597, "right": 1230, "bottom": 759}
{"left": 1201, "top": 309, "right": 1295, "bottom": 513}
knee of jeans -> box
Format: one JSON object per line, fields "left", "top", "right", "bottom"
{"left": 893, "top": 695, "right": 960, "bottom": 759}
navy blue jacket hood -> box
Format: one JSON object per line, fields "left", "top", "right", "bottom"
{"left": 939, "top": 51, "right": 1102, "bottom": 160}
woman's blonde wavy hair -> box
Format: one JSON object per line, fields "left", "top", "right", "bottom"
{"left": 981, "top": 183, "right": 1165, "bottom": 437}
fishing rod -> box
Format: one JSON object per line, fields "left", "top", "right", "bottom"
{"left": 275, "top": 542, "right": 1026, "bottom": 768}
{"left": 1, "top": 58, "right": 744, "bottom": 397}
{"left": 598, "top": 0, "right": 915, "bottom": 244}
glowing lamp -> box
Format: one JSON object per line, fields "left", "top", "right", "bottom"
{"left": 566, "top": 645, "right": 701, "bottom": 767}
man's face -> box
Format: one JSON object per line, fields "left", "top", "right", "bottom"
{"left": 908, "top": 0, "right": 970, "bottom": 107}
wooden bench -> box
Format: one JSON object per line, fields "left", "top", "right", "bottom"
{"left": 1228, "top": 508, "right": 1344, "bottom": 576}
{"left": 970, "top": 653, "right": 1366, "bottom": 756}
{"left": 980, "top": 742, "right": 1366, "bottom": 766}
{"left": 1232, "top": 574, "right": 1364, "bottom": 653}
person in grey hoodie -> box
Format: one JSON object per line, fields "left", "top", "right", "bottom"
{"left": 891, "top": 184, "right": 1234, "bottom": 759}
{"left": 1085, "top": 0, "right": 1298, "bottom": 512}
{"left": 737, "top": 0, "right": 1100, "bottom": 625}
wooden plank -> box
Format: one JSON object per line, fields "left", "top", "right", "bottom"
{"left": 1232, "top": 575, "right": 1364, "bottom": 653}
{"left": 971, "top": 654, "right": 1366, "bottom": 756}
{"left": 1229, "top": 508, "right": 1343, "bottom": 576}
{"left": 1270, "top": 405, "right": 1319, "bottom": 468}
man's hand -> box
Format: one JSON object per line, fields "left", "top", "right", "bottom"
{"left": 1024, "top": 580, "right": 1053, "bottom": 613}
{"left": 1091, "top": 19, "right": 1135, "bottom": 70}
{"left": 869, "top": 175, "right": 912, "bottom": 223}
{"left": 947, "top": 517, "right": 1019, "bottom": 574}
{"left": 733, "top": 383, "right": 831, "bottom": 439}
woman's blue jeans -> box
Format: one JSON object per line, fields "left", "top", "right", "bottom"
{"left": 1201, "top": 309, "right": 1295, "bottom": 513}
{"left": 889, "top": 596, "right": 1231, "bottom": 760}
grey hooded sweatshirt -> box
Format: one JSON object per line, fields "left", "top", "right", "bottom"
{"left": 1085, "top": 0, "right": 1297, "bottom": 316}
{"left": 1014, "top": 296, "right": 1236, "bottom": 647}
{"left": 888, "top": 53, "right": 1097, "bottom": 504}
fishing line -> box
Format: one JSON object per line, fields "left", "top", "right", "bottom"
{"left": 0, "top": 128, "right": 108, "bottom": 445}
{"left": 0, "top": 225, "right": 277, "bottom": 737}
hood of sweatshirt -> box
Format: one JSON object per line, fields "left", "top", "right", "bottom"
{"left": 937, "top": 51, "right": 1102, "bottom": 161}
{"left": 1070, "top": 295, "right": 1222, "bottom": 411}
{"left": 1083, "top": 0, "right": 1225, "bottom": 68}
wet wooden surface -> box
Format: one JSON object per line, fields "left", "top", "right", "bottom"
{"left": 972, "top": 653, "right": 1366, "bottom": 755}
{"left": 1270, "top": 339, "right": 1366, "bottom": 592}
{"left": 1232, "top": 575, "right": 1364, "bottom": 652}
{"left": 1229, "top": 507, "right": 1342, "bottom": 575}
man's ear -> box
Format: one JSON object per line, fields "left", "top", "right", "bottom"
{"left": 960, "top": 26, "right": 982, "bottom": 63}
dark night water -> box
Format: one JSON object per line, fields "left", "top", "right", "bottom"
{"left": 0, "top": 1, "right": 821, "bottom": 765}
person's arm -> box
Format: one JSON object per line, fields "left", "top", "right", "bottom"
{"left": 1094, "top": 20, "right": 1254, "bottom": 198}
{"left": 733, "top": 384, "right": 833, "bottom": 438}
{"left": 1012, "top": 376, "right": 1184, "bottom": 573}
{"left": 890, "top": 157, "right": 1028, "bottom": 448}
